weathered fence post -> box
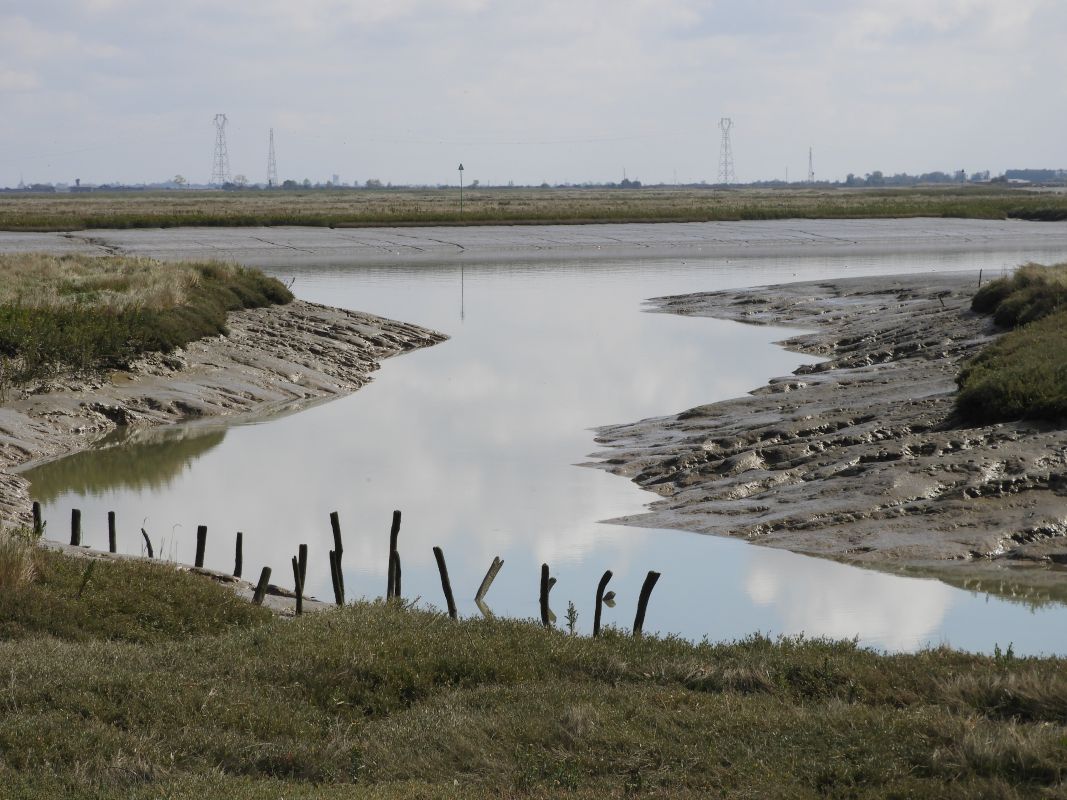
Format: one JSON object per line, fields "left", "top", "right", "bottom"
{"left": 330, "top": 511, "right": 343, "bottom": 557}
{"left": 474, "top": 556, "right": 504, "bottom": 618}
{"left": 252, "top": 566, "right": 271, "bottom": 605}
{"left": 107, "top": 511, "right": 117, "bottom": 554}
{"left": 31, "top": 501, "right": 42, "bottom": 537}
{"left": 329, "top": 550, "right": 344, "bottom": 606}
{"left": 70, "top": 508, "right": 81, "bottom": 547}
{"left": 386, "top": 510, "right": 401, "bottom": 599}
{"left": 539, "top": 563, "right": 552, "bottom": 628}
{"left": 329, "top": 511, "right": 344, "bottom": 596}
{"left": 233, "top": 532, "right": 243, "bottom": 578}
{"left": 389, "top": 550, "right": 402, "bottom": 599}
{"left": 141, "top": 527, "right": 154, "bottom": 558}
{"left": 593, "top": 569, "right": 613, "bottom": 638}
{"left": 633, "top": 570, "right": 662, "bottom": 638}
{"left": 432, "top": 546, "right": 458, "bottom": 620}
{"left": 291, "top": 556, "right": 304, "bottom": 616}
{"left": 298, "top": 543, "right": 308, "bottom": 588}
{"left": 194, "top": 525, "right": 208, "bottom": 568}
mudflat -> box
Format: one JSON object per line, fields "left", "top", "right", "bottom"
{"left": 0, "top": 300, "right": 445, "bottom": 530}
{"left": 591, "top": 272, "right": 1067, "bottom": 601}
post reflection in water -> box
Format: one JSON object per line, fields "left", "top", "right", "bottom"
{"left": 23, "top": 248, "right": 1067, "bottom": 655}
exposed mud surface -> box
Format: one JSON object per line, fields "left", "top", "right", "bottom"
{"left": 0, "top": 300, "right": 446, "bottom": 530}
{"left": 591, "top": 273, "right": 1067, "bottom": 598}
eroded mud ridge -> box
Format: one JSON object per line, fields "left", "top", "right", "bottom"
{"left": 0, "top": 300, "right": 446, "bottom": 528}
{"left": 593, "top": 273, "right": 1067, "bottom": 590}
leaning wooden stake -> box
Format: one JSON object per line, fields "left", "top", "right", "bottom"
{"left": 233, "top": 532, "right": 243, "bottom": 578}
{"left": 386, "top": 510, "right": 401, "bottom": 599}
{"left": 539, "top": 563, "right": 552, "bottom": 628}
{"left": 31, "top": 502, "right": 42, "bottom": 537}
{"left": 632, "top": 570, "right": 662, "bottom": 638}
{"left": 194, "top": 525, "right": 208, "bottom": 568}
{"left": 107, "top": 511, "right": 117, "bottom": 554}
{"left": 593, "top": 569, "right": 613, "bottom": 638}
{"left": 432, "top": 546, "right": 458, "bottom": 620}
{"left": 252, "top": 566, "right": 272, "bottom": 605}
{"left": 70, "top": 508, "right": 82, "bottom": 547}
{"left": 329, "top": 550, "right": 344, "bottom": 606}
{"left": 140, "top": 527, "right": 154, "bottom": 558}
{"left": 292, "top": 556, "right": 304, "bottom": 616}
{"left": 474, "top": 556, "right": 504, "bottom": 618}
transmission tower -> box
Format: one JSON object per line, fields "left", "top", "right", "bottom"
{"left": 211, "top": 113, "right": 231, "bottom": 186}
{"left": 266, "top": 128, "right": 278, "bottom": 188}
{"left": 807, "top": 146, "right": 815, "bottom": 184}
{"left": 718, "top": 118, "right": 735, "bottom": 185}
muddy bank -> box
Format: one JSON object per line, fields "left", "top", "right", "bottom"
{"left": 591, "top": 273, "right": 1067, "bottom": 599}
{"left": 0, "top": 299, "right": 446, "bottom": 531}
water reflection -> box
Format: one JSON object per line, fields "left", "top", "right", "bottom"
{"left": 24, "top": 244, "right": 1067, "bottom": 655}
{"left": 24, "top": 426, "right": 226, "bottom": 503}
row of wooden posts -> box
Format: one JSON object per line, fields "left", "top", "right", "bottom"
{"left": 34, "top": 502, "right": 662, "bottom": 637}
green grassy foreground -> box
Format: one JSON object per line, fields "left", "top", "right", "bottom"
{"left": 0, "top": 253, "right": 292, "bottom": 395}
{"left": 957, "top": 264, "right": 1067, "bottom": 423}
{"left": 0, "top": 546, "right": 1064, "bottom": 798}
{"left": 2, "top": 185, "right": 1067, "bottom": 231}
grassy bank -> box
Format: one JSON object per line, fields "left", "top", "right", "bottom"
{"left": 2, "top": 185, "right": 1067, "bottom": 231}
{"left": 0, "top": 544, "right": 1064, "bottom": 798}
{"left": 0, "top": 253, "right": 292, "bottom": 396}
{"left": 957, "top": 263, "right": 1067, "bottom": 423}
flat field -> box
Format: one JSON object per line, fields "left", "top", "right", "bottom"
{"left": 3, "top": 184, "right": 1067, "bottom": 230}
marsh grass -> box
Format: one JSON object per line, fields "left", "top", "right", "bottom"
{"left": 3, "top": 185, "right": 1067, "bottom": 231}
{"left": 0, "top": 254, "right": 292, "bottom": 394}
{"left": 0, "top": 529, "right": 37, "bottom": 592}
{"left": 957, "top": 263, "right": 1067, "bottom": 422}
{"left": 0, "top": 550, "right": 1065, "bottom": 797}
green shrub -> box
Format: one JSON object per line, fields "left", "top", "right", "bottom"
{"left": 958, "top": 264, "right": 1067, "bottom": 423}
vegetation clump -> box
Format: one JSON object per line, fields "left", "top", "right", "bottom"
{"left": 0, "top": 549, "right": 1065, "bottom": 798}
{"left": 957, "top": 263, "right": 1067, "bottom": 423}
{"left": 0, "top": 253, "right": 292, "bottom": 395}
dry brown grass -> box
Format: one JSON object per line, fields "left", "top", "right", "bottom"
{"left": 0, "top": 253, "right": 203, "bottom": 311}
{"left": 0, "top": 532, "right": 36, "bottom": 592}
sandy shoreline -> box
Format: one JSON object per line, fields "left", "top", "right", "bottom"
{"left": 0, "top": 300, "right": 447, "bottom": 534}
{"left": 590, "top": 272, "right": 1067, "bottom": 601}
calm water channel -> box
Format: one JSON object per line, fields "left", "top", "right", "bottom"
{"left": 24, "top": 245, "right": 1067, "bottom": 654}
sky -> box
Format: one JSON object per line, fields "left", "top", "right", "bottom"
{"left": 1, "top": 0, "right": 1065, "bottom": 187}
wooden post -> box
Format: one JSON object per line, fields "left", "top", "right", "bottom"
{"left": 539, "top": 563, "right": 551, "bottom": 627}
{"left": 70, "top": 508, "right": 81, "bottom": 546}
{"left": 474, "top": 556, "right": 504, "bottom": 617}
{"left": 633, "top": 570, "right": 662, "bottom": 638}
{"left": 292, "top": 556, "right": 304, "bottom": 616}
{"left": 329, "top": 549, "right": 344, "bottom": 606}
{"left": 432, "top": 546, "right": 458, "bottom": 620}
{"left": 330, "top": 511, "right": 343, "bottom": 557}
{"left": 387, "top": 509, "right": 401, "bottom": 599}
{"left": 233, "top": 532, "right": 243, "bottom": 578}
{"left": 389, "top": 550, "right": 402, "bottom": 600}
{"left": 195, "top": 525, "right": 207, "bottom": 568}
{"left": 252, "top": 566, "right": 271, "bottom": 605}
{"left": 141, "top": 527, "right": 154, "bottom": 559}
{"left": 978, "top": 268, "right": 983, "bottom": 288}
{"left": 593, "top": 569, "right": 613, "bottom": 638}
{"left": 298, "top": 543, "right": 308, "bottom": 588}
{"left": 31, "top": 501, "right": 42, "bottom": 537}
{"left": 107, "top": 511, "right": 117, "bottom": 554}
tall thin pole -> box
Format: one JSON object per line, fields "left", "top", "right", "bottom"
{"left": 458, "top": 163, "right": 464, "bottom": 215}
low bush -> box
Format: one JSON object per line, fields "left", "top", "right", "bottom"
{"left": 957, "top": 263, "right": 1067, "bottom": 423}
{"left": 0, "top": 254, "right": 292, "bottom": 394}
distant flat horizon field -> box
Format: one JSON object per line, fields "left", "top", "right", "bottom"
{"left": 2, "top": 185, "right": 1067, "bottom": 231}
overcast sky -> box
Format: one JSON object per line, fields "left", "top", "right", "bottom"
{"left": 2, "top": 0, "right": 1065, "bottom": 187}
